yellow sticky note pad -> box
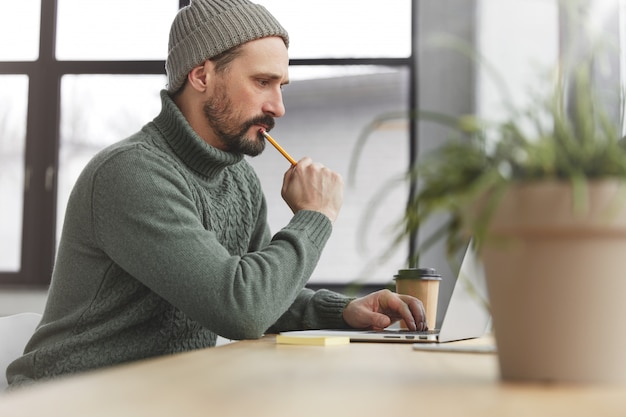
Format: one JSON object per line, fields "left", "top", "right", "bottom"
{"left": 275, "top": 334, "right": 350, "bottom": 346}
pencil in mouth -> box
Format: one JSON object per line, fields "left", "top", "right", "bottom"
{"left": 259, "top": 128, "right": 297, "bottom": 166}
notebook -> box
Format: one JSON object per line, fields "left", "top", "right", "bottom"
{"left": 280, "top": 241, "right": 491, "bottom": 343}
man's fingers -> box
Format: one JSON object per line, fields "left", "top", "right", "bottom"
{"left": 398, "top": 295, "right": 427, "bottom": 331}
{"left": 409, "top": 299, "right": 428, "bottom": 331}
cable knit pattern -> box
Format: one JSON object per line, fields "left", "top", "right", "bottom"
{"left": 7, "top": 90, "right": 352, "bottom": 388}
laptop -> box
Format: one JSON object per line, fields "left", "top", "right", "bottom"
{"left": 280, "top": 241, "right": 491, "bottom": 343}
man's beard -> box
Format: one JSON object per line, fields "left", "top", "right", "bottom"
{"left": 202, "top": 87, "right": 275, "bottom": 157}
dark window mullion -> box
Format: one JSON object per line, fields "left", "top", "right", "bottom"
{"left": 19, "top": 0, "right": 60, "bottom": 286}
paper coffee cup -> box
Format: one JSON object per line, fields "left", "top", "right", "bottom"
{"left": 394, "top": 268, "right": 441, "bottom": 329}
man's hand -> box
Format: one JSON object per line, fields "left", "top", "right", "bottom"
{"left": 281, "top": 157, "right": 344, "bottom": 223}
{"left": 342, "top": 289, "right": 428, "bottom": 332}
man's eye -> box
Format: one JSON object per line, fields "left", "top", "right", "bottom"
{"left": 258, "top": 79, "right": 269, "bottom": 86}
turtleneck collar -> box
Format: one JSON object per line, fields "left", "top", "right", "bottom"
{"left": 152, "top": 90, "right": 244, "bottom": 179}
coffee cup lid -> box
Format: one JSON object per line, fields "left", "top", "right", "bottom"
{"left": 394, "top": 267, "right": 442, "bottom": 280}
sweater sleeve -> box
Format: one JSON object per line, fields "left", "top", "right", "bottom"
{"left": 91, "top": 146, "right": 333, "bottom": 340}
{"left": 267, "top": 288, "right": 355, "bottom": 333}
{"left": 244, "top": 174, "right": 355, "bottom": 333}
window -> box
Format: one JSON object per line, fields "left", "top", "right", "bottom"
{"left": 248, "top": 66, "right": 411, "bottom": 283}
{"left": 5, "top": 0, "right": 616, "bottom": 289}
{"left": 0, "top": 0, "right": 180, "bottom": 286}
{"left": 0, "top": 75, "right": 28, "bottom": 271}
{"left": 0, "top": 0, "right": 40, "bottom": 61}
{"left": 8, "top": 0, "right": 623, "bottom": 291}
{"left": 0, "top": 0, "right": 416, "bottom": 288}
{"left": 56, "top": 0, "right": 176, "bottom": 60}
{"left": 261, "top": 0, "right": 411, "bottom": 59}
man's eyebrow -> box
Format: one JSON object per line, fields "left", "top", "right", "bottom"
{"left": 260, "top": 73, "right": 290, "bottom": 85}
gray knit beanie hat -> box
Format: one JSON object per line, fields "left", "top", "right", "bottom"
{"left": 166, "top": 0, "right": 289, "bottom": 93}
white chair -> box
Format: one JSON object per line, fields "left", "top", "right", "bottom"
{"left": 0, "top": 312, "right": 42, "bottom": 391}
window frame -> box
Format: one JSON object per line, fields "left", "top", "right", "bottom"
{"left": 0, "top": 0, "right": 176, "bottom": 286}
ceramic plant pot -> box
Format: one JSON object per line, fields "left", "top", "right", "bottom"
{"left": 481, "top": 180, "right": 626, "bottom": 383}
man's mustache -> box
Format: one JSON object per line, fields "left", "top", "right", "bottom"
{"left": 245, "top": 115, "right": 275, "bottom": 132}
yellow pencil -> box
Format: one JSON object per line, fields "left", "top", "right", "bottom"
{"left": 260, "top": 129, "right": 297, "bottom": 166}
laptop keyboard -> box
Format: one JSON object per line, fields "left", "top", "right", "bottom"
{"left": 367, "top": 329, "right": 440, "bottom": 335}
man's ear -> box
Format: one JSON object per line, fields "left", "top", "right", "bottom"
{"left": 187, "top": 60, "right": 215, "bottom": 92}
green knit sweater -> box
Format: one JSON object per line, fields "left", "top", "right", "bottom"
{"left": 8, "top": 90, "right": 352, "bottom": 386}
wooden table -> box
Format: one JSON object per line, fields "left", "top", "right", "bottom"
{"left": 0, "top": 335, "right": 624, "bottom": 416}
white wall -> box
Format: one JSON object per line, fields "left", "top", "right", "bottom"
{"left": 416, "top": 0, "right": 559, "bottom": 327}
{"left": 0, "top": 289, "right": 47, "bottom": 316}
{"left": 477, "top": 0, "right": 559, "bottom": 123}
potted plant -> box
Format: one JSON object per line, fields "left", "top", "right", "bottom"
{"left": 351, "top": 6, "right": 626, "bottom": 384}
